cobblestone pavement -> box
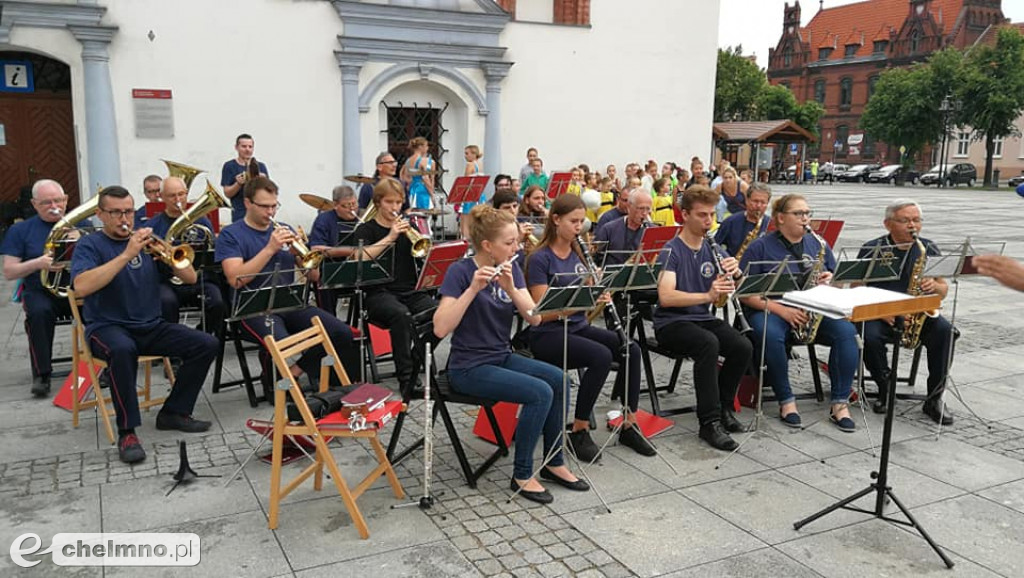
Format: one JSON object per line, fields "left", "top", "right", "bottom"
{"left": 2, "top": 183, "right": 1024, "bottom": 577}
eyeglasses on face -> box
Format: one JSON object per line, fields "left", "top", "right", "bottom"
{"left": 102, "top": 209, "right": 135, "bottom": 219}
{"left": 891, "top": 217, "right": 923, "bottom": 225}
{"left": 784, "top": 210, "right": 813, "bottom": 218}
{"left": 251, "top": 201, "right": 281, "bottom": 210}
{"left": 35, "top": 197, "right": 67, "bottom": 206}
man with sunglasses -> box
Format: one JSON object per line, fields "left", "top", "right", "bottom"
{"left": 858, "top": 200, "right": 954, "bottom": 424}
{"left": 358, "top": 152, "right": 399, "bottom": 211}
{"left": 308, "top": 185, "right": 360, "bottom": 315}
{"left": 71, "top": 186, "right": 218, "bottom": 464}
{"left": 1, "top": 179, "right": 77, "bottom": 396}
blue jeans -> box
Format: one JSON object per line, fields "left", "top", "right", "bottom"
{"left": 748, "top": 311, "right": 858, "bottom": 405}
{"left": 449, "top": 354, "right": 567, "bottom": 480}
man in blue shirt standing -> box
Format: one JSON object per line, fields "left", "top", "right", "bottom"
{"left": 221, "top": 133, "right": 268, "bottom": 223}
{"left": 71, "top": 186, "right": 219, "bottom": 464}
{"left": 1, "top": 179, "right": 77, "bottom": 396}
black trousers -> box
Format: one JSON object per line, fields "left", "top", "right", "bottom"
{"left": 22, "top": 287, "right": 72, "bottom": 378}
{"left": 159, "top": 279, "right": 226, "bottom": 335}
{"left": 863, "top": 315, "right": 955, "bottom": 400}
{"left": 654, "top": 318, "right": 752, "bottom": 426}
{"left": 364, "top": 290, "right": 437, "bottom": 386}
{"left": 238, "top": 306, "right": 354, "bottom": 385}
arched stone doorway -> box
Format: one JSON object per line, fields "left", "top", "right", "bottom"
{"left": 0, "top": 51, "right": 80, "bottom": 215}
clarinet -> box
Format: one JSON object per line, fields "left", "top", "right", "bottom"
{"left": 705, "top": 231, "right": 753, "bottom": 335}
{"left": 576, "top": 234, "right": 630, "bottom": 350}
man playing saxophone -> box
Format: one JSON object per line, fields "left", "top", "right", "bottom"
{"left": 1, "top": 179, "right": 76, "bottom": 396}
{"left": 714, "top": 182, "right": 770, "bottom": 259}
{"left": 148, "top": 176, "right": 225, "bottom": 336}
{"left": 739, "top": 194, "right": 858, "bottom": 432}
{"left": 858, "top": 200, "right": 954, "bottom": 424}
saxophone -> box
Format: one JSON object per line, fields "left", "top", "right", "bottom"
{"left": 735, "top": 215, "right": 765, "bottom": 262}
{"left": 899, "top": 232, "right": 935, "bottom": 350}
{"left": 791, "top": 225, "right": 826, "bottom": 344}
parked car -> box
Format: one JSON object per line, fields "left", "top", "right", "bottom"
{"left": 1008, "top": 174, "right": 1024, "bottom": 188}
{"left": 920, "top": 163, "right": 977, "bottom": 187}
{"left": 816, "top": 163, "right": 849, "bottom": 182}
{"left": 867, "top": 164, "right": 920, "bottom": 185}
{"left": 836, "top": 164, "right": 882, "bottom": 183}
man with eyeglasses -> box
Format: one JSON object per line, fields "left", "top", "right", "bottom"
{"left": 593, "top": 188, "right": 651, "bottom": 267}
{"left": 146, "top": 176, "right": 225, "bottom": 337}
{"left": 358, "top": 152, "right": 399, "bottom": 211}
{"left": 135, "top": 175, "right": 163, "bottom": 225}
{"left": 1, "top": 179, "right": 78, "bottom": 396}
{"left": 216, "top": 176, "right": 355, "bottom": 390}
{"left": 71, "top": 186, "right": 218, "bottom": 464}
{"left": 858, "top": 200, "right": 954, "bottom": 424}
{"left": 308, "top": 185, "right": 360, "bottom": 315}
{"left": 715, "top": 182, "right": 771, "bottom": 258}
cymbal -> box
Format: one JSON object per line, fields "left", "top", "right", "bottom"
{"left": 345, "top": 174, "right": 375, "bottom": 185}
{"left": 299, "top": 193, "right": 334, "bottom": 211}
{"left": 408, "top": 209, "right": 445, "bottom": 216}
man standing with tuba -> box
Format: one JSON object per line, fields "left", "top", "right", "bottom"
{"left": 1, "top": 179, "right": 77, "bottom": 397}
{"left": 352, "top": 178, "right": 437, "bottom": 393}
{"left": 221, "top": 133, "right": 269, "bottom": 223}
{"left": 71, "top": 186, "right": 218, "bottom": 464}
{"left": 148, "top": 176, "right": 226, "bottom": 336}
{"left": 858, "top": 200, "right": 954, "bottom": 424}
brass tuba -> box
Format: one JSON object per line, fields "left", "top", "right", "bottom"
{"left": 41, "top": 195, "right": 100, "bottom": 298}
{"left": 162, "top": 159, "right": 204, "bottom": 189}
{"left": 166, "top": 180, "right": 229, "bottom": 249}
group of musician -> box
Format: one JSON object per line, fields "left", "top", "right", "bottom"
{"left": 1, "top": 140, "right": 963, "bottom": 503}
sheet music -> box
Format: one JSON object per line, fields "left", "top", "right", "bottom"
{"left": 781, "top": 285, "right": 912, "bottom": 319}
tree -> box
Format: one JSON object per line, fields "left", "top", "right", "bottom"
{"left": 860, "top": 63, "right": 946, "bottom": 166}
{"left": 714, "top": 46, "right": 767, "bottom": 122}
{"left": 956, "top": 27, "right": 1024, "bottom": 186}
{"left": 755, "top": 83, "right": 824, "bottom": 136}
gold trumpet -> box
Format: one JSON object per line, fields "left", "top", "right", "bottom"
{"left": 145, "top": 236, "right": 195, "bottom": 271}
{"left": 270, "top": 217, "right": 323, "bottom": 270}
{"left": 358, "top": 205, "right": 431, "bottom": 257}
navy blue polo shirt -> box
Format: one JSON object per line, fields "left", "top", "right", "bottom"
{"left": 308, "top": 210, "right": 358, "bottom": 248}
{"left": 739, "top": 231, "right": 836, "bottom": 282}
{"left": 0, "top": 216, "right": 57, "bottom": 293}
{"left": 146, "top": 212, "right": 215, "bottom": 244}
{"left": 526, "top": 246, "right": 589, "bottom": 335}
{"left": 440, "top": 258, "right": 526, "bottom": 370}
{"left": 714, "top": 212, "right": 768, "bottom": 258}
{"left": 214, "top": 219, "right": 296, "bottom": 289}
{"left": 595, "top": 207, "right": 626, "bottom": 231}
{"left": 593, "top": 216, "right": 643, "bottom": 267}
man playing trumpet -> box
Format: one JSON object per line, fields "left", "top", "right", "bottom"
{"left": 71, "top": 186, "right": 219, "bottom": 464}
{"left": 1, "top": 179, "right": 76, "bottom": 396}
{"left": 353, "top": 178, "right": 438, "bottom": 393}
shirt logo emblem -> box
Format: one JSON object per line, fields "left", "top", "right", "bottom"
{"left": 128, "top": 255, "right": 143, "bottom": 270}
{"left": 700, "top": 262, "right": 716, "bottom": 278}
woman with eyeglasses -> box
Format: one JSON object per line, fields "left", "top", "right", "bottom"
{"left": 738, "top": 194, "right": 859, "bottom": 432}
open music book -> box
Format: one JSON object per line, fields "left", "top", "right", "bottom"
{"left": 781, "top": 285, "right": 913, "bottom": 319}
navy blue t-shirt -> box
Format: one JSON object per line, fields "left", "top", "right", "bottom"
{"left": 526, "top": 245, "right": 589, "bottom": 335}
{"left": 214, "top": 219, "right": 296, "bottom": 289}
{"left": 70, "top": 232, "right": 169, "bottom": 335}
{"left": 714, "top": 212, "right": 768, "bottom": 257}
{"left": 859, "top": 234, "right": 940, "bottom": 293}
{"left": 440, "top": 258, "right": 527, "bottom": 370}
{"left": 595, "top": 207, "right": 626, "bottom": 231}
{"left": 0, "top": 216, "right": 57, "bottom": 293}
{"left": 134, "top": 206, "right": 150, "bottom": 226}
{"left": 653, "top": 236, "right": 717, "bottom": 329}
{"left": 308, "top": 210, "right": 358, "bottom": 248}
{"left": 740, "top": 231, "right": 837, "bottom": 286}
{"left": 593, "top": 216, "right": 643, "bottom": 267}
{"left": 146, "top": 212, "right": 215, "bottom": 244}
{"left": 221, "top": 159, "right": 269, "bottom": 222}
{"left": 358, "top": 182, "right": 376, "bottom": 211}
{"left": 722, "top": 190, "right": 746, "bottom": 214}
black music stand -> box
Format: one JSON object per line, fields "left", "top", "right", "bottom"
{"left": 590, "top": 249, "right": 676, "bottom": 472}
{"left": 717, "top": 258, "right": 800, "bottom": 469}
{"left": 791, "top": 292, "right": 954, "bottom": 569}
{"left": 513, "top": 275, "right": 611, "bottom": 511}
{"left": 319, "top": 244, "right": 396, "bottom": 384}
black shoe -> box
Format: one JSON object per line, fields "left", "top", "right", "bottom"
{"left": 539, "top": 468, "right": 590, "bottom": 491}
{"left": 31, "top": 374, "right": 51, "bottom": 398}
{"left": 510, "top": 478, "right": 553, "bottom": 504}
{"left": 720, "top": 410, "right": 746, "bottom": 433}
{"left": 872, "top": 399, "right": 887, "bottom": 414}
{"left": 923, "top": 402, "right": 954, "bottom": 425}
{"left": 118, "top": 433, "right": 146, "bottom": 464}
{"left": 699, "top": 421, "right": 739, "bottom": 452}
{"left": 155, "top": 411, "right": 212, "bottom": 433}
{"left": 567, "top": 429, "right": 602, "bottom": 463}
{"left": 618, "top": 424, "right": 657, "bottom": 456}
{"left": 98, "top": 369, "right": 112, "bottom": 390}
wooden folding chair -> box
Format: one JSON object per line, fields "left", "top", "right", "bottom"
{"left": 264, "top": 316, "right": 404, "bottom": 539}
{"left": 66, "top": 289, "right": 175, "bottom": 444}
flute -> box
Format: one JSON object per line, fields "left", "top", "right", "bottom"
{"left": 488, "top": 253, "right": 519, "bottom": 283}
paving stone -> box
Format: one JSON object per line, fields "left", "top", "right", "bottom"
{"left": 498, "top": 552, "right": 528, "bottom": 570}
{"left": 536, "top": 561, "right": 570, "bottom": 577}
{"left": 475, "top": 558, "right": 504, "bottom": 576}
{"left": 563, "top": 554, "right": 592, "bottom": 572}
{"left": 521, "top": 547, "right": 552, "bottom": 565}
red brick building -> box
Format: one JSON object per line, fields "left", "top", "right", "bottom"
{"left": 767, "top": 0, "right": 1007, "bottom": 167}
